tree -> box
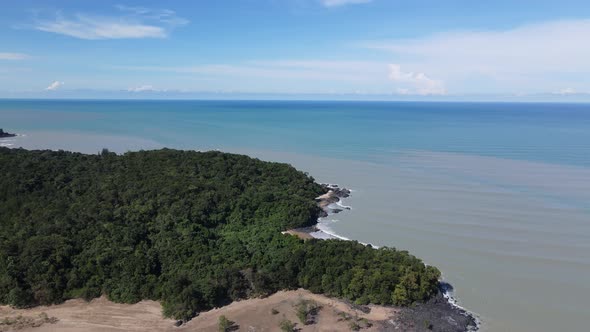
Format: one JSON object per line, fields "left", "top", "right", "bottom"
{"left": 0, "top": 148, "right": 441, "bottom": 321}
{"left": 218, "top": 315, "right": 236, "bottom": 332}
{"left": 393, "top": 284, "right": 410, "bottom": 306}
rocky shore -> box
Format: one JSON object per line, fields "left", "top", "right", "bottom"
{"left": 284, "top": 183, "right": 353, "bottom": 239}
{"left": 316, "top": 183, "right": 352, "bottom": 217}
{"left": 0, "top": 129, "right": 16, "bottom": 138}
{"left": 385, "top": 289, "right": 479, "bottom": 331}
{"left": 288, "top": 183, "right": 480, "bottom": 331}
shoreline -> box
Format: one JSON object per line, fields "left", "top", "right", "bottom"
{"left": 0, "top": 129, "right": 17, "bottom": 139}
{"left": 0, "top": 135, "right": 17, "bottom": 148}
{"left": 0, "top": 133, "right": 26, "bottom": 147}
{"left": 283, "top": 183, "right": 353, "bottom": 241}
{"left": 288, "top": 183, "right": 480, "bottom": 331}
{"left": 4, "top": 140, "right": 480, "bottom": 331}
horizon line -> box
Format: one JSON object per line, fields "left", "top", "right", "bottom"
{"left": 0, "top": 97, "right": 589, "bottom": 105}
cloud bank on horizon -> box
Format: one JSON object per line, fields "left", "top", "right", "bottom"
{"left": 388, "top": 64, "right": 446, "bottom": 96}
{"left": 363, "top": 19, "right": 590, "bottom": 95}
{"left": 320, "top": 0, "right": 373, "bottom": 7}
{"left": 1, "top": 1, "right": 589, "bottom": 100}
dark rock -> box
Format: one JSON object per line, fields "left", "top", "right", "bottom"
{"left": 386, "top": 290, "right": 478, "bottom": 332}
{"left": 332, "top": 187, "right": 351, "bottom": 198}
{"left": 174, "top": 320, "right": 183, "bottom": 327}
{"left": 0, "top": 129, "right": 16, "bottom": 138}
{"left": 316, "top": 184, "right": 352, "bottom": 222}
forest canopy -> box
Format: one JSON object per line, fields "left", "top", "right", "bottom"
{"left": 0, "top": 148, "right": 440, "bottom": 320}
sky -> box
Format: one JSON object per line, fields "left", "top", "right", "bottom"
{"left": 1, "top": 0, "right": 590, "bottom": 100}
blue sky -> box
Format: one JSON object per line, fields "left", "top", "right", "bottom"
{"left": 1, "top": 0, "right": 590, "bottom": 100}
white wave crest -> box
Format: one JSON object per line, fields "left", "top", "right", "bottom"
{"left": 440, "top": 277, "right": 482, "bottom": 331}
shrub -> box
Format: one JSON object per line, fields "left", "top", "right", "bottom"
{"left": 218, "top": 315, "right": 236, "bottom": 332}
{"left": 280, "top": 319, "right": 296, "bottom": 332}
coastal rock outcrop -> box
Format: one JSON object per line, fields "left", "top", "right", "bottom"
{"left": 382, "top": 288, "right": 478, "bottom": 332}
{"left": 316, "top": 183, "right": 351, "bottom": 216}
{"left": 285, "top": 184, "right": 354, "bottom": 238}
{"left": 0, "top": 129, "right": 16, "bottom": 138}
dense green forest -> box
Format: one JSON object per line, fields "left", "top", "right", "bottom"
{"left": 0, "top": 148, "right": 440, "bottom": 320}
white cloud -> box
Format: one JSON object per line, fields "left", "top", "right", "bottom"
{"left": 35, "top": 6, "right": 187, "bottom": 40}
{"left": 113, "top": 61, "right": 449, "bottom": 96}
{"left": 363, "top": 19, "right": 590, "bottom": 94}
{"left": 553, "top": 88, "right": 577, "bottom": 95}
{"left": 115, "top": 60, "right": 384, "bottom": 81}
{"left": 45, "top": 81, "right": 64, "bottom": 91}
{"left": 388, "top": 64, "right": 446, "bottom": 95}
{"left": 115, "top": 5, "right": 189, "bottom": 26}
{"left": 0, "top": 53, "right": 29, "bottom": 60}
{"left": 113, "top": 60, "right": 396, "bottom": 94}
{"left": 37, "top": 16, "right": 165, "bottom": 39}
{"left": 127, "top": 85, "right": 160, "bottom": 92}
{"left": 320, "top": 0, "right": 372, "bottom": 7}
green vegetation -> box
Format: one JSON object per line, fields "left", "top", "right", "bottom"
{"left": 279, "top": 319, "right": 296, "bottom": 332}
{"left": 0, "top": 148, "right": 440, "bottom": 321}
{"left": 337, "top": 311, "right": 351, "bottom": 321}
{"left": 217, "top": 315, "right": 237, "bottom": 332}
{"left": 295, "top": 299, "right": 320, "bottom": 325}
{"left": 349, "top": 321, "right": 361, "bottom": 331}
{"left": 336, "top": 312, "right": 372, "bottom": 330}
{"left": 296, "top": 301, "right": 308, "bottom": 324}
{"left": 358, "top": 318, "right": 372, "bottom": 328}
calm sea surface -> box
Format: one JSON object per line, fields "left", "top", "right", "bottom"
{"left": 1, "top": 100, "right": 590, "bottom": 331}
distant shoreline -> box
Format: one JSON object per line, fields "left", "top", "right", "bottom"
{"left": 0, "top": 129, "right": 17, "bottom": 148}
{"left": 0, "top": 128, "right": 16, "bottom": 138}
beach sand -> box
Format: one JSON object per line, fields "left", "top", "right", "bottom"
{"left": 283, "top": 229, "right": 315, "bottom": 240}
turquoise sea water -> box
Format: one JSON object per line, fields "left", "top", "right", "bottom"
{"left": 2, "top": 100, "right": 590, "bottom": 166}
{"left": 2, "top": 100, "right": 590, "bottom": 331}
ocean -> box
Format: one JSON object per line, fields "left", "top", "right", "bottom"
{"left": 1, "top": 100, "right": 589, "bottom": 331}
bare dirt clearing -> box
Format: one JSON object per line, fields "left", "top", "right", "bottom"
{"left": 0, "top": 289, "right": 396, "bottom": 332}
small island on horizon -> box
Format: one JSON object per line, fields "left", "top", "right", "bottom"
{"left": 0, "top": 147, "right": 477, "bottom": 331}
{"left": 0, "top": 129, "right": 16, "bottom": 138}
